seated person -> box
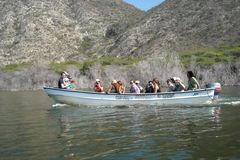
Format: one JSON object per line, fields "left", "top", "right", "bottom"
{"left": 94, "top": 79, "right": 104, "bottom": 92}
{"left": 166, "top": 79, "right": 175, "bottom": 92}
{"left": 173, "top": 77, "right": 186, "bottom": 91}
{"left": 117, "top": 81, "right": 125, "bottom": 94}
{"left": 107, "top": 80, "right": 125, "bottom": 94}
{"left": 145, "top": 81, "right": 154, "bottom": 93}
{"left": 129, "top": 80, "right": 140, "bottom": 94}
{"left": 187, "top": 71, "right": 200, "bottom": 90}
{"left": 69, "top": 78, "right": 76, "bottom": 90}
{"left": 152, "top": 78, "right": 161, "bottom": 93}
{"left": 58, "top": 71, "right": 70, "bottom": 89}
{"left": 63, "top": 78, "right": 71, "bottom": 89}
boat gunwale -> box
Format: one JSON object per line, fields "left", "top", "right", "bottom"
{"left": 43, "top": 87, "right": 215, "bottom": 96}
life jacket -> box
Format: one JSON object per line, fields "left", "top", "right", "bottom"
{"left": 95, "top": 83, "right": 104, "bottom": 92}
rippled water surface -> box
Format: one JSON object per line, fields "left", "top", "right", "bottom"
{"left": 0, "top": 86, "right": 240, "bottom": 160}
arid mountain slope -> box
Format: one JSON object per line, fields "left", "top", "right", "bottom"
{"left": 109, "top": 0, "right": 240, "bottom": 56}
{"left": 0, "top": 0, "right": 143, "bottom": 67}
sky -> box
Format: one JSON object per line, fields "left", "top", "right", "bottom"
{"left": 123, "top": 0, "right": 165, "bottom": 11}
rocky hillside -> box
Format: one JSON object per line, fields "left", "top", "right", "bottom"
{"left": 109, "top": 0, "right": 240, "bottom": 56}
{"left": 1, "top": 0, "right": 239, "bottom": 65}
{"left": 0, "top": 0, "right": 240, "bottom": 90}
{"left": 0, "top": 0, "right": 143, "bottom": 67}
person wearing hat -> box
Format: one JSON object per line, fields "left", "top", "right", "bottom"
{"left": 129, "top": 80, "right": 140, "bottom": 94}
{"left": 58, "top": 71, "right": 71, "bottom": 89}
{"left": 107, "top": 80, "right": 118, "bottom": 94}
{"left": 173, "top": 77, "right": 186, "bottom": 91}
{"left": 107, "top": 80, "right": 125, "bottom": 94}
{"left": 94, "top": 79, "right": 104, "bottom": 92}
{"left": 145, "top": 81, "right": 154, "bottom": 93}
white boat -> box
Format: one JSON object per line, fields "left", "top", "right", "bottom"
{"left": 43, "top": 87, "right": 215, "bottom": 106}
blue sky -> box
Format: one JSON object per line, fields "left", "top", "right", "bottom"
{"left": 123, "top": 0, "right": 165, "bottom": 11}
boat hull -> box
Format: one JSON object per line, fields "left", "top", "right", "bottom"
{"left": 43, "top": 87, "right": 215, "bottom": 106}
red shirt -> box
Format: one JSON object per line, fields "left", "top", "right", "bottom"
{"left": 95, "top": 83, "right": 104, "bottom": 92}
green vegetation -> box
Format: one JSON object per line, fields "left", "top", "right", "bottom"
{"left": 49, "top": 61, "right": 83, "bottom": 73}
{"left": 80, "top": 60, "right": 95, "bottom": 74}
{"left": 180, "top": 45, "right": 240, "bottom": 68}
{"left": 100, "top": 57, "right": 141, "bottom": 66}
{"left": 49, "top": 57, "right": 142, "bottom": 74}
{"left": 1, "top": 63, "right": 29, "bottom": 73}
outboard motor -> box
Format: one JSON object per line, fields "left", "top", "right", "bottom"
{"left": 206, "top": 82, "right": 222, "bottom": 98}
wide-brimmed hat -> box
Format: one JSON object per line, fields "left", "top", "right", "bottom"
{"left": 135, "top": 80, "right": 140, "bottom": 84}
{"left": 112, "top": 80, "right": 117, "bottom": 84}
{"left": 63, "top": 71, "right": 69, "bottom": 76}
{"left": 96, "top": 79, "right": 100, "bottom": 82}
{"left": 175, "top": 77, "right": 181, "bottom": 82}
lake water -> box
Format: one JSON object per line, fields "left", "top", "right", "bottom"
{"left": 0, "top": 86, "right": 240, "bottom": 160}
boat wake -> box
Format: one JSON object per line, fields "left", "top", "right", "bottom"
{"left": 52, "top": 103, "right": 69, "bottom": 108}
{"left": 212, "top": 96, "right": 240, "bottom": 107}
